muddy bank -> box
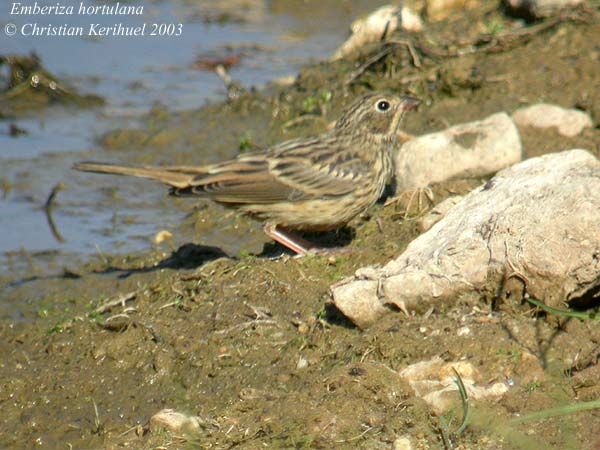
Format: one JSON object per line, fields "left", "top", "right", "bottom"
{"left": 0, "top": 53, "right": 103, "bottom": 117}
{"left": 1, "top": 2, "right": 600, "bottom": 449}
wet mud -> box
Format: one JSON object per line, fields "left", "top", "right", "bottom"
{"left": 1, "top": 2, "right": 599, "bottom": 448}
{"left": 0, "top": 53, "right": 104, "bottom": 117}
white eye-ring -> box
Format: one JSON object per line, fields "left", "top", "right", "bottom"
{"left": 375, "top": 99, "right": 391, "bottom": 112}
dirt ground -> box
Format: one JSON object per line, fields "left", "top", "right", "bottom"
{"left": 1, "top": 2, "right": 600, "bottom": 449}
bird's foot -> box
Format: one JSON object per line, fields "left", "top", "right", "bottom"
{"left": 384, "top": 187, "right": 434, "bottom": 218}
{"left": 263, "top": 224, "right": 352, "bottom": 257}
{"left": 263, "top": 223, "right": 315, "bottom": 256}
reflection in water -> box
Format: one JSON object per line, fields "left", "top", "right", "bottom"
{"left": 44, "top": 210, "right": 65, "bottom": 244}
{"left": 43, "top": 182, "right": 66, "bottom": 243}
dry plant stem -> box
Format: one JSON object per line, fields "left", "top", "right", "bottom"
{"left": 159, "top": 301, "right": 179, "bottom": 310}
{"left": 103, "top": 313, "right": 130, "bottom": 323}
{"left": 244, "top": 302, "right": 271, "bottom": 320}
{"left": 92, "top": 399, "right": 101, "bottom": 431}
{"left": 419, "top": 8, "right": 594, "bottom": 58}
{"left": 334, "top": 425, "right": 375, "bottom": 443}
{"left": 345, "top": 39, "right": 422, "bottom": 85}
{"left": 345, "top": 46, "right": 394, "bottom": 85}
{"left": 387, "top": 39, "right": 422, "bottom": 67}
{"left": 95, "top": 291, "right": 137, "bottom": 314}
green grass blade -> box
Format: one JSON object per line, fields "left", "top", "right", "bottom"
{"left": 526, "top": 298, "right": 599, "bottom": 321}
{"left": 510, "top": 400, "right": 600, "bottom": 425}
{"left": 452, "top": 368, "right": 470, "bottom": 435}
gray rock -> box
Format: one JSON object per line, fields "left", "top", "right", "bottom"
{"left": 395, "top": 113, "right": 522, "bottom": 192}
{"left": 512, "top": 103, "right": 593, "bottom": 137}
{"left": 417, "top": 195, "right": 463, "bottom": 231}
{"left": 331, "top": 150, "right": 600, "bottom": 328}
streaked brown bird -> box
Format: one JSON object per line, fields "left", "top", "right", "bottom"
{"left": 73, "top": 92, "right": 419, "bottom": 255}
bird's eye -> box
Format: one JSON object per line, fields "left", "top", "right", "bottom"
{"left": 376, "top": 100, "right": 390, "bottom": 112}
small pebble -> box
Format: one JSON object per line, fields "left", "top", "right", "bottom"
{"left": 393, "top": 436, "right": 414, "bottom": 450}
{"left": 296, "top": 357, "right": 308, "bottom": 370}
{"left": 297, "top": 323, "right": 309, "bottom": 334}
{"left": 149, "top": 409, "right": 202, "bottom": 434}
{"left": 153, "top": 230, "right": 173, "bottom": 244}
{"left": 457, "top": 326, "right": 471, "bottom": 336}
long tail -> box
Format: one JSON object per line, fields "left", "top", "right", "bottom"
{"left": 72, "top": 162, "right": 205, "bottom": 188}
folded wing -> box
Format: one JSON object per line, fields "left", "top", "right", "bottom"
{"left": 181, "top": 138, "right": 366, "bottom": 204}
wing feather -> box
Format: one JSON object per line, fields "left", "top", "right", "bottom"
{"left": 175, "top": 136, "right": 368, "bottom": 204}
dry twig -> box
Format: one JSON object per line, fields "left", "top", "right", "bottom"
{"left": 95, "top": 291, "right": 137, "bottom": 314}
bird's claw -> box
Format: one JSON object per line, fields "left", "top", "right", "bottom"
{"left": 385, "top": 187, "right": 434, "bottom": 218}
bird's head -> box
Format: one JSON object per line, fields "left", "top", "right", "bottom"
{"left": 333, "top": 93, "right": 419, "bottom": 143}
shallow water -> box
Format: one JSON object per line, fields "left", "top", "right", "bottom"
{"left": 0, "top": 0, "right": 381, "bottom": 277}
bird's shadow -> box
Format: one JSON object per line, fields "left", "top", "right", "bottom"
{"left": 7, "top": 227, "right": 358, "bottom": 287}
{"left": 96, "top": 243, "right": 228, "bottom": 279}
{"left": 100, "top": 226, "right": 356, "bottom": 278}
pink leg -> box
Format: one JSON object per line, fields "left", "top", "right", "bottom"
{"left": 262, "top": 223, "right": 315, "bottom": 256}
{"left": 262, "top": 223, "right": 353, "bottom": 256}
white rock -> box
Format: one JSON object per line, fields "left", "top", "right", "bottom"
{"left": 331, "top": 5, "right": 423, "bottom": 61}
{"left": 399, "top": 7, "right": 423, "bottom": 33}
{"left": 149, "top": 409, "right": 203, "bottom": 434}
{"left": 395, "top": 113, "right": 522, "bottom": 192}
{"left": 512, "top": 103, "right": 593, "bottom": 137}
{"left": 331, "top": 150, "right": 600, "bottom": 328}
{"left": 399, "top": 356, "right": 508, "bottom": 415}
